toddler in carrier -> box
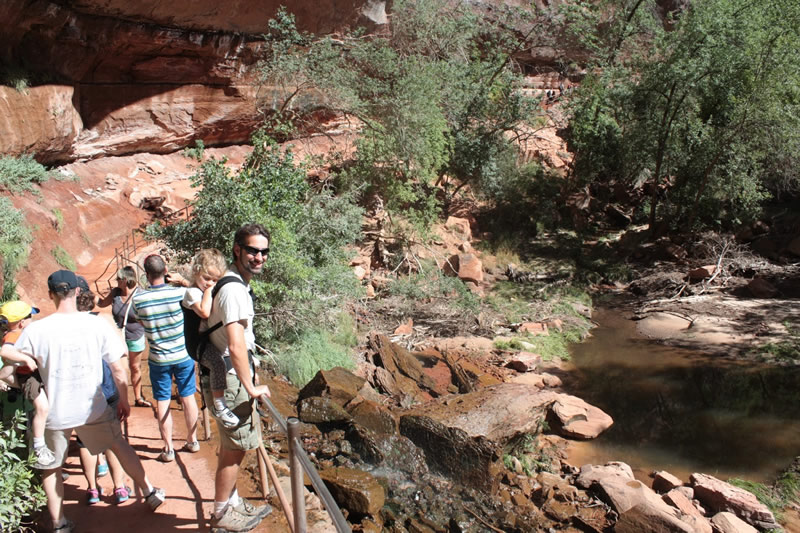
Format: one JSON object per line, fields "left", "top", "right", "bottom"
{"left": 182, "top": 249, "right": 239, "bottom": 428}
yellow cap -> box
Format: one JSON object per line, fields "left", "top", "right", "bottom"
{"left": 0, "top": 301, "right": 39, "bottom": 323}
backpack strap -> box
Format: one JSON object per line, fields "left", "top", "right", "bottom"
{"left": 198, "top": 275, "right": 253, "bottom": 374}
{"left": 201, "top": 275, "right": 251, "bottom": 341}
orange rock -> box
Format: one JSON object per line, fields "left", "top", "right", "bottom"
{"left": 445, "top": 216, "right": 472, "bottom": 238}
{"left": 456, "top": 253, "right": 483, "bottom": 283}
{"left": 0, "top": 86, "right": 82, "bottom": 163}
{"left": 519, "top": 322, "right": 549, "bottom": 336}
{"left": 393, "top": 319, "right": 413, "bottom": 336}
{"left": 353, "top": 265, "right": 367, "bottom": 280}
{"left": 747, "top": 278, "right": 778, "bottom": 298}
{"left": 688, "top": 265, "right": 716, "bottom": 280}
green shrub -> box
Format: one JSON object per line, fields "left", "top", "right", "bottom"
{"left": 0, "top": 155, "right": 53, "bottom": 195}
{"left": 52, "top": 208, "right": 64, "bottom": 233}
{"left": 0, "top": 412, "right": 47, "bottom": 530}
{"left": 728, "top": 478, "right": 784, "bottom": 521}
{"left": 51, "top": 246, "right": 76, "bottom": 271}
{"left": 149, "top": 128, "right": 364, "bottom": 345}
{"left": 754, "top": 323, "right": 800, "bottom": 362}
{"left": 274, "top": 327, "right": 356, "bottom": 387}
{"left": 388, "top": 264, "right": 480, "bottom": 313}
{"left": 0, "top": 198, "right": 32, "bottom": 300}
{"left": 183, "top": 139, "right": 205, "bottom": 161}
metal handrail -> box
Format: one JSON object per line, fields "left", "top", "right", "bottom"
{"left": 258, "top": 395, "right": 352, "bottom": 533}
{"left": 93, "top": 229, "right": 146, "bottom": 294}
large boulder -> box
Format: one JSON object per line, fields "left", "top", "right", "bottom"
{"left": 575, "top": 462, "right": 634, "bottom": 490}
{"left": 710, "top": 512, "right": 758, "bottom": 533}
{"left": 319, "top": 467, "right": 385, "bottom": 516}
{"left": 548, "top": 395, "right": 614, "bottom": 439}
{"left": 399, "top": 384, "right": 556, "bottom": 488}
{"left": 653, "top": 470, "right": 684, "bottom": 493}
{"left": 347, "top": 399, "right": 397, "bottom": 435}
{"left": 690, "top": 473, "right": 778, "bottom": 529}
{"left": 368, "top": 333, "right": 441, "bottom": 394}
{"left": 297, "top": 367, "right": 366, "bottom": 406}
{"left": 663, "top": 490, "right": 712, "bottom": 533}
{"left": 615, "top": 503, "right": 693, "bottom": 533}
{"left": 444, "top": 253, "right": 484, "bottom": 283}
{"left": 297, "top": 397, "right": 352, "bottom": 425}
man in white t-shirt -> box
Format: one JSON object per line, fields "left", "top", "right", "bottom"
{"left": 202, "top": 224, "right": 272, "bottom": 532}
{"left": 0, "top": 270, "right": 165, "bottom": 532}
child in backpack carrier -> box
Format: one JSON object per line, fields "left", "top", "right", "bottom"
{"left": 182, "top": 249, "right": 240, "bottom": 428}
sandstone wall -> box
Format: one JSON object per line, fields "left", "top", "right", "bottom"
{"left": 0, "top": 0, "right": 387, "bottom": 163}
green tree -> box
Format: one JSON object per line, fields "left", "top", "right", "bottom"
{"left": 148, "top": 129, "right": 363, "bottom": 342}
{"left": 258, "top": 1, "right": 545, "bottom": 236}
{"left": 566, "top": 0, "right": 800, "bottom": 232}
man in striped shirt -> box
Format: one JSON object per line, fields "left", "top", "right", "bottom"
{"left": 132, "top": 254, "right": 199, "bottom": 462}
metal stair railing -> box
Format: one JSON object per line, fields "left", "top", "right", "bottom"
{"left": 93, "top": 229, "right": 147, "bottom": 294}
{"left": 258, "top": 395, "right": 352, "bottom": 533}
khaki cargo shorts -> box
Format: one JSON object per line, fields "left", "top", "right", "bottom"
{"left": 35, "top": 404, "right": 121, "bottom": 469}
{"left": 201, "top": 372, "right": 259, "bottom": 451}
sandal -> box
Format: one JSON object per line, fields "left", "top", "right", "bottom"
{"left": 134, "top": 397, "right": 153, "bottom": 408}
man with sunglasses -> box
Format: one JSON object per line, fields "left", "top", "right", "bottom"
{"left": 203, "top": 223, "right": 272, "bottom": 532}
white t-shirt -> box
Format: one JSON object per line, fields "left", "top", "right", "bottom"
{"left": 182, "top": 287, "right": 203, "bottom": 310}
{"left": 207, "top": 268, "right": 255, "bottom": 358}
{"left": 15, "top": 312, "right": 126, "bottom": 430}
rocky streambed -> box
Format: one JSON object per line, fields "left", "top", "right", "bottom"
{"left": 260, "top": 331, "right": 779, "bottom": 532}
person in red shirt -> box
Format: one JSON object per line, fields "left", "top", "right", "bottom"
{"left": 0, "top": 300, "right": 55, "bottom": 466}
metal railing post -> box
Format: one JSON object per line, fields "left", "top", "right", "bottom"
{"left": 288, "top": 418, "right": 308, "bottom": 533}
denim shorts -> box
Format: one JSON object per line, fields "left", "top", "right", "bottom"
{"left": 148, "top": 358, "right": 196, "bottom": 401}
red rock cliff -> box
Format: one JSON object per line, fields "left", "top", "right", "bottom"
{"left": 0, "top": 0, "right": 387, "bottom": 162}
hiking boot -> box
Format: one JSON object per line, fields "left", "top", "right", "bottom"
{"left": 233, "top": 498, "right": 272, "bottom": 519}
{"left": 114, "top": 485, "right": 132, "bottom": 504}
{"left": 146, "top": 487, "right": 166, "bottom": 511}
{"left": 210, "top": 506, "right": 261, "bottom": 532}
{"left": 33, "top": 444, "right": 56, "bottom": 467}
{"left": 212, "top": 405, "right": 240, "bottom": 428}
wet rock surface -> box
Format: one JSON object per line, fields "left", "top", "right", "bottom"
{"left": 263, "top": 333, "right": 785, "bottom": 532}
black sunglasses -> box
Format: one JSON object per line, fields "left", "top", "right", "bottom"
{"left": 242, "top": 245, "right": 270, "bottom": 257}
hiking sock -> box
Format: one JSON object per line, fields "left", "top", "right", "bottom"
{"left": 213, "top": 398, "right": 226, "bottom": 411}
{"left": 214, "top": 499, "right": 229, "bottom": 518}
{"left": 33, "top": 436, "right": 46, "bottom": 448}
{"left": 228, "top": 488, "right": 241, "bottom": 507}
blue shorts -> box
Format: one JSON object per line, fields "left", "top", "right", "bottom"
{"left": 148, "top": 358, "right": 196, "bottom": 401}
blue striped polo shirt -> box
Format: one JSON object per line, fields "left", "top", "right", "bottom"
{"left": 132, "top": 284, "right": 190, "bottom": 365}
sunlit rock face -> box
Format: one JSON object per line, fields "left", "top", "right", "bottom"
{"left": 0, "top": 0, "right": 387, "bottom": 162}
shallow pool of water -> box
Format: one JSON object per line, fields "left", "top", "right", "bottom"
{"left": 564, "top": 308, "right": 800, "bottom": 484}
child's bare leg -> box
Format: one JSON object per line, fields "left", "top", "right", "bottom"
{"left": 78, "top": 447, "right": 98, "bottom": 491}
{"left": 0, "top": 366, "right": 18, "bottom": 390}
{"left": 31, "top": 390, "right": 49, "bottom": 440}
{"left": 105, "top": 449, "right": 126, "bottom": 489}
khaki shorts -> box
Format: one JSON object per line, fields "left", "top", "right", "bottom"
{"left": 34, "top": 404, "right": 122, "bottom": 470}
{"left": 201, "top": 372, "right": 259, "bottom": 451}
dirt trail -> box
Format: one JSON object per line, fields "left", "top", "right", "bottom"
{"left": 57, "top": 393, "right": 290, "bottom": 532}
{"left": 18, "top": 149, "right": 294, "bottom": 532}
{"left": 50, "top": 231, "right": 291, "bottom": 531}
